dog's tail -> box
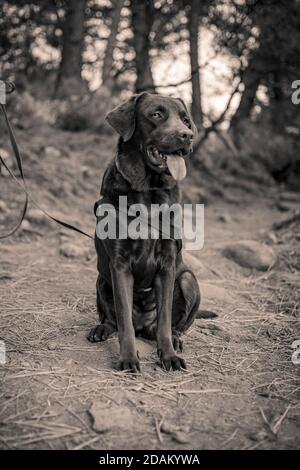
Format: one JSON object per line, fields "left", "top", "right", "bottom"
{"left": 196, "top": 309, "right": 218, "bottom": 319}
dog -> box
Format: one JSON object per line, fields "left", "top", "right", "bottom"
{"left": 88, "top": 92, "right": 207, "bottom": 372}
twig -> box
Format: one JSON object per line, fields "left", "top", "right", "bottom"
{"left": 177, "top": 389, "right": 221, "bottom": 394}
{"left": 55, "top": 399, "right": 90, "bottom": 431}
{"left": 272, "top": 405, "right": 291, "bottom": 435}
{"left": 259, "top": 407, "right": 276, "bottom": 437}
{"left": 221, "top": 428, "right": 238, "bottom": 447}
{"left": 72, "top": 435, "right": 102, "bottom": 450}
{"left": 5, "top": 369, "right": 66, "bottom": 380}
{"left": 154, "top": 417, "right": 163, "bottom": 444}
{"left": 8, "top": 429, "right": 82, "bottom": 447}
{"left": 0, "top": 436, "right": 12, "bottom": 449}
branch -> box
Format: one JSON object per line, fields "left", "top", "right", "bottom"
{"left": 147, "top": 52, "right": 221, "bottom": 91}
{"left": 193, "top": 77, "right": 242, "bottom": 152}
{"left": 52, "top": 0, "right": 64, "bottom": 30}
{"left": 112, "top": 61, "right": 135, "bottom": 79}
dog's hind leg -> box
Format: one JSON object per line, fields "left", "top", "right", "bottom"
{"left": 171, "top": 270, "right": 200, "bottom": 351}
{"left": 87, "top": 276, "right": 117, "bottom": 343}
{"left": 139, "top": 271, "right": 200, "bottom": 352}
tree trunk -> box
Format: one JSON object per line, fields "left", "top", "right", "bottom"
{"left": 269, "top": 70, "right": 286, "bottom": 132}
{"left": 56, "top": 0, "right": 86, "bottom": 97}
{"left": 102, "top": 0, "right": 124, "bottom": 92}
{"left": 230, "top": 51, "right": 262, "bottom": 129}
{"left": 131, "top": 0, "right": 155, "bottom": 93}
{"left": 188, "top": 0, "right": 202, "bottom": 130}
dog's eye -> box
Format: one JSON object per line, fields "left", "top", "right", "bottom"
{"left": 152, "top": 111, "right": 162, "bottom": 119}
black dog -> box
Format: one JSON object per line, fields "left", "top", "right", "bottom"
{"left": 88, "top": 92, "right": 203, "bottom": 372}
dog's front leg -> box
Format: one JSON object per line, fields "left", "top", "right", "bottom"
{"left": 110, "top": 262, "right": 140, "bottom": 373}
{"left": 154, "top": 264, "right": 186, "bottom": 371}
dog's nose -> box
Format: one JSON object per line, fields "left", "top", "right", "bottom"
{"left": 178, "top": 130, "right": 193, "bottom": 143}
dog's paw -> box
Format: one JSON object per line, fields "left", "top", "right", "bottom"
{"left": 158, "top": 350, "right": 186, "bottom": 371}
{"left": 172, "top": 334, "right": 183, "bottom": 353}
{"left": 118, "top": 354, "right": 141, "bottom": 374}
{"left": 87, "top": 324, "right": 112, "bottom": 343}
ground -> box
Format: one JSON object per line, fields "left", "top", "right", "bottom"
{"left": 0, "top": 125, "right": 299, "bottom": 450}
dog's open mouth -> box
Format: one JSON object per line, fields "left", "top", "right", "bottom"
{"left": 146, "top": 146, "right": 187, "bottom": 181}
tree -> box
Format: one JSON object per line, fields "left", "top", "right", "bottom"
{"left": 56, "top": 0, "right": 87, "bottom": 97}
{"left": 101, "top": 0, "right": 124, "bottom": 92}
{"left": 0, "top": 1, "right": 43, "bottom": 78}
{"left": 130, "top": 0, "right": 155, "bottom": 93}
{"left": 187, "top": 0, "right": 202, "bottom": 129}
{"left": 228, "top": 0, "right": 300, "bottom": 132}
{"left": 230, "top": 48, "right": 263, "bottom": 128}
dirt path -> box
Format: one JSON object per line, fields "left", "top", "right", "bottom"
{"left": 0, "top": 129, "right": 299, "bottom": 450}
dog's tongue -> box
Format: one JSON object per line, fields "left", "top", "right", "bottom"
{"left": 166, "top": 155, "right": 186, "bottom": 181}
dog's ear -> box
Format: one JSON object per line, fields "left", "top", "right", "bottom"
{"left": 105, "top": 92, "right": 148, "bottom": 142}
{"left": 176, "top": 97, "right": 198, "bottom": 138}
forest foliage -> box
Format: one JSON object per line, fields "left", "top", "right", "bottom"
{"left": 0, "top": 0, "right": 300, "bottom": 186}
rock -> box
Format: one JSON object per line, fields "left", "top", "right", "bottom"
{"left": 161, "top": 421, "right": 178, "bottom": 435}
{"left": 217, "top": 211, "right": 232, "bottom": 223}
{"left": 89, "top": 402, "right": 136, "bottom": 434}
{"left": 47, "top": 341, "right": 57, "bottom": 350}
{"left": 21, "top": 220, "right": 33, "bottom": 232}
{"left": 0, "top": 273, "right": 13, "bottom": 282}
{"left": 59, "top": 242, "right": 89, "bottom": 259}
{"left": 161, "top": 421, "right": 190, "bottom": 444}
{"left": 198, "top": 323, "right": 231, "bottom": 342}
{"left": 222, "top": 240, "right": 276, "bottom": 271}
{"left": 172, "top": 431, "right": 189, "bottom": 444}
{"left": 27, "top": 208, "right": 49, "bottom": 226}
{"left": 135, "top": 338, "right": 156, "bottom": 357}
{"left": 44, "top": 146, "right": 62, "bottom": 159}
{"left": 80, "top": 165, "right": 92, "bottom": 178}
{"left": 182, "top": 252, "right": 215, "bottom": 279}
{"left": 200, "top": 282, "right": 234, "bottom": 306}
{"left": 248, "top": 430, "right": 269, "bottom": 442}
{"left": 0, "top": 149, "right": 10, "bottom": 177}
{"left": 0, "top": 201, "right": 8, "bottom": 213}
{"left": 0, "top": 148, "right": 9, "bottom": 159}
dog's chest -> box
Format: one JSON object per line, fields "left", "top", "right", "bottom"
{"left": 129, "top": 238, "right": 178, "bottom": 289}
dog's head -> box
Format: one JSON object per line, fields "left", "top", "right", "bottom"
{"left": 106, "top": 93, "right": 197, "bottom": 182}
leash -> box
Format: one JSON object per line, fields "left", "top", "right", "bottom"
{"left": 0, "top": 82, "right": 94, "bottom": 240}
{"left": 0, "top": 82, "right": 28, "bottom": 238}
{"left": 0, "top": 81, "right": 182, "bottom": 250}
